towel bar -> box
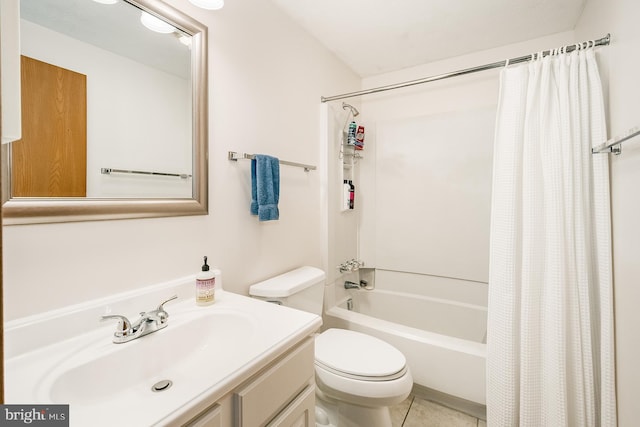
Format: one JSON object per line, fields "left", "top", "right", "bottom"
{"left": 228, "top": 151, "right": 316, "bottom": 172}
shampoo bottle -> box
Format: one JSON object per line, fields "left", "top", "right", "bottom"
{"left": 348, "top": 180, "right": 355, "bottom": 209}
{"left": 343, "top": 180, "right": 350, "bottom": 210}
{"left": 196, "top": 256, "right": 216, "bottom": 306}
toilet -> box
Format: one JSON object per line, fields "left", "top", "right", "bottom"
{"left": 249, "top": 266, "right": 413, "bottom": 427}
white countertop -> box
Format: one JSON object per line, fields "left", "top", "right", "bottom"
{"left": 5, "top": 285, "right": 321, "bottom": 427}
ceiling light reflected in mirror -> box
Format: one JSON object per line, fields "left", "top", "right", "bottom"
{"left": 188, "top": 0, "right": 224, "bottom": 10}
{"left": 140, "top": 11, "right": 176, "bottom": 33}
{"left": 178, "top": 34, "right": 192, "bottom": 47}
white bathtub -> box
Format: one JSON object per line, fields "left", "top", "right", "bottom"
{"left": 324, "top": 272, "right": 487, "bottom": 405}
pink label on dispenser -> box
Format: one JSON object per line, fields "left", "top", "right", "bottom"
{"left": 197, "top": 277, "right": 216, "bottom": 303}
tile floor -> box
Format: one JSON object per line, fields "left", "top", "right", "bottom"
{"left": 390, "top": 395, "right": 487, "bottom": 427}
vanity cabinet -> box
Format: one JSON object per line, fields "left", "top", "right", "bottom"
{"left": 182, "top": 337, "right": 316, "bottom": 427}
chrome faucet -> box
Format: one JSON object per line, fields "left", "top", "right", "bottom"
{"left": 101, "top": 295, "right": 178, "bottom": 344}
{"left": 344, "top": 281, "right": 361, "bottom": 290}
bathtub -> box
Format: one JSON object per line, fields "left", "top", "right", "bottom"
{"left": 323, "top": 271, "right": 487, "bottom": 405}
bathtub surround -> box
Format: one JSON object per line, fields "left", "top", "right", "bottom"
{"left": 373, "top": 108, "right": 494, "bottom": 282}
{"left": 487, "top": 48, "right": 615, "bottom": 425}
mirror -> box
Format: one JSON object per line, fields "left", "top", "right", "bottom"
{"left": 1, "top": 0, "right": 208, "bottom": 224}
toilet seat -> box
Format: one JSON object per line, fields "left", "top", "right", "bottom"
{"left": 315, "top": 329, "right": 407, "bottom": 381}
{"left": 313, "top": 328, "right": 412, "bottom": 407}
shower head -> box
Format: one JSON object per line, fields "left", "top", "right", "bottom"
{"left": 342, "top": 102, "right": 360, "bottom": 117}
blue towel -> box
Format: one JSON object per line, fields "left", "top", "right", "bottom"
{"left": 251, "top": 154, "right": 280, "bottom": 221}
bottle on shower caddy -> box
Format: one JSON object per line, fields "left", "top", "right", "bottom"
{"left": 348, "top": 180, "right": 355, "bottom": 209}
{"left": 355, "top": 125, "right": 365, "bottom": 150}
{"left": 343, "top": 180, "right": 351, "bottom": 210}
{"left": 347, "top": 121, "right": 357, "bottom": 146}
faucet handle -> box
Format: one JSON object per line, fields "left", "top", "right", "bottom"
{"left": 100, "top": 314, "right": 133, "bottom": 337}
{"left": 150, "top": 295, "right": 178, "bottom": 324}
{"left": 157, "top": 295, "right": 178, "bottom": 311}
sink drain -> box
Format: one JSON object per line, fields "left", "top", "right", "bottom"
{"left": 151, "top": 379, "right": 173, "bottom": 392}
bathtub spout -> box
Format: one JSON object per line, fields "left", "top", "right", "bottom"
{"left": 344, "top": 281, "right": 361, "bottom": 290}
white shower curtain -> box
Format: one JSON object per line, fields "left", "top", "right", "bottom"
{"left": 487, "top": 48, "right": 616, "bottom": 426}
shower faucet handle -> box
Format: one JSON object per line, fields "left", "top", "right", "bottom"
{"left": 338, "top": 258, "right": 364, "bottom": 273}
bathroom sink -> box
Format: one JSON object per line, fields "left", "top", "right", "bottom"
{"left": 5, "top": 290, "right": 321, "bottom": 426}
{"left": 46, "top": 310, "right": 257, "bottom": 406}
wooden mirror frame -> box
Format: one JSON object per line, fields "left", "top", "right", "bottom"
{"left": 1, "top": 0, "right": 208, "bottom": 225}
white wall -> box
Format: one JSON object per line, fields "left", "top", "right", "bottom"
{"left": 575, "top": 0, "right": 640, "bottom": 424}
{"left": 21, "top": 19, "right": 192, "bottom": 198}
{"left": 3, "top": 0, "right": 360, "bottom": 320}
{"left": 358, "top": 32, "right": 576, "bottom": 287}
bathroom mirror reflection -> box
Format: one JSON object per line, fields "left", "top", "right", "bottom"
{"left": 1, "top": 0, "right": 208, "bottom": 224}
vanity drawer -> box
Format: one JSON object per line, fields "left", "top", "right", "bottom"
{"left": 234, "top": 337, "right": 314, "bottom": 427}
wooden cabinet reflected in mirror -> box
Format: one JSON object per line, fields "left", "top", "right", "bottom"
{"left": 1, "top": 0, "right": 208, "bottom": 225}
{"left": 13, "top": 56, "right": 87, "bottom": 197}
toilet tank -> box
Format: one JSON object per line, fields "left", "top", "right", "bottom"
{"left": 249, "top": 266, "right": 325, "bottom": 315}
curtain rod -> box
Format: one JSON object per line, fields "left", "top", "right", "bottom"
{"left": 321, "top": 34, "right": 611, "bottom": 103}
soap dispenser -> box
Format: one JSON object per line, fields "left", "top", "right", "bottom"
{"left": 196, "top": 256, "right": 216, "bottom": 306}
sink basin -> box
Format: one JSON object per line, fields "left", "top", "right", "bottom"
{"left": 5, "top": 289, "right": 321, "bottom": 427}
{"left": 47, "top": 310, "right": 257, "bottom": 406}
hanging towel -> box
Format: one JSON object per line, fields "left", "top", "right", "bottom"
{"left": 250, "top": 154, "right": 280, "bottom": 221}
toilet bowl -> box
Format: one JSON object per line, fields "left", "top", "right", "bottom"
{"left": 249, "top": 267, "right": 413, "bottom": 427}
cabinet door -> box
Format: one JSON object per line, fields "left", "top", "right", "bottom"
{"left": 267, "top": 385, "right": 315, "bottom": 427}
{"left": 184, "top": 403, "right": 221, "bottom": 427}
{"left": 234, "top": 338, "right": 314, "bottom": 426}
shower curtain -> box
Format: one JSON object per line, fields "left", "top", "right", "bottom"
{"left": 487, "top": 48, "right": 616, "bottom": 426}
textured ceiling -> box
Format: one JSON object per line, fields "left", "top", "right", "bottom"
{"left": 270, "top": 0, "right": 588, "bottom": 76}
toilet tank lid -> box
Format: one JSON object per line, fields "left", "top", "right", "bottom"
{"left": 249, "top": 266, "right": 326, "bottom": 298}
